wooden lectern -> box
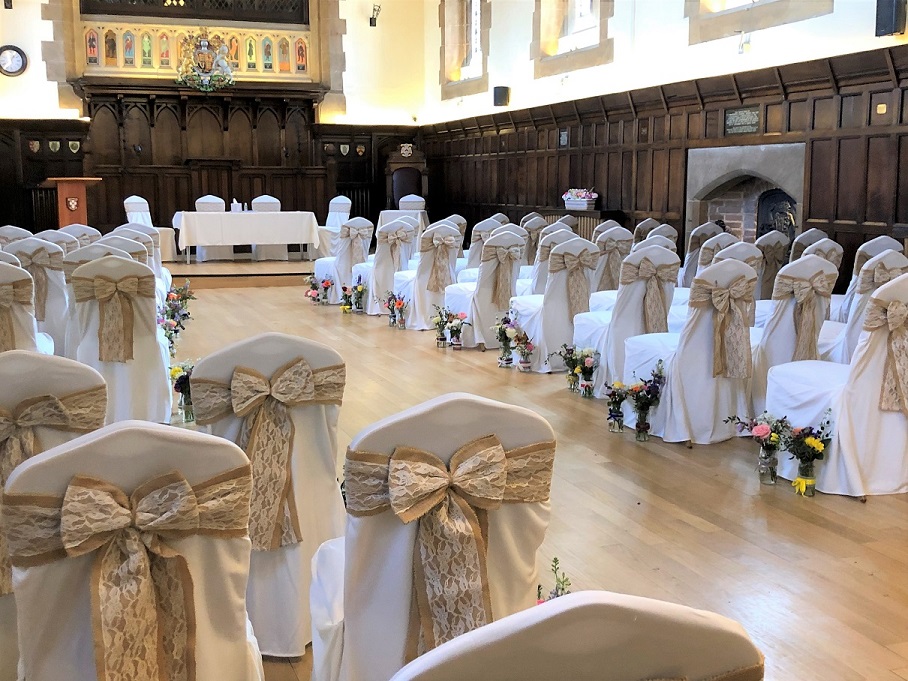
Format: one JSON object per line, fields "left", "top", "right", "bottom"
{"left": 40, "top": 177, "right": 103, "bottom": 228}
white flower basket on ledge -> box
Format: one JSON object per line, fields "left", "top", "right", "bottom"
{"left": 564, "top": 199, "right": 596, "bottom": 210}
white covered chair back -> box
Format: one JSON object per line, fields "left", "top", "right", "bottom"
{"left": 835, "top": 235, "right": 903, "bottom": 322}
{"left": 635, "top": 234, "right": 676, "bottom": 253}
{"left": 405, "top": 224, "right": 460, "bottom": 330}
{"left": 531, "top": 229, "right": 576, "bottom": 295}
{"left": 34, "top": 229, "right": 80, "bottom": 255}
{"left": 195, "top": 194, "right": 226, "bottom": 212}
{"left": 123, "top": 194, "right": 154, "bottom": 227}
{"left": 489, "top": 212, "right": 509, "bottom": 224}
{"left": 633, "top": 218, "right": 660, "bottom": 243}
{"left": 312, "top": 393, "right": 556, "bottom": 681}
{"left": 649, "top": 223, "right": 678, "bottom": 242}
{"left": 0, "top": 252, "right": 19, "bottom": 267}
{"left": 754, "top": 230, "right": 790, "bottom": 300}
{"left": 593, "top": 226, "right": 633, "bottom": 292}
{"left": 680, "top": 222, "right": 723, "bottom": 288}
{"left": 543, "top": 237, "right": 598, "bottom": 372}
{"left": 366, "top": 219, "right": 417, "bottom": 315}
{"left": 466, "top": 218, "right": 500, "bottom": 269}
{"left": 398, "top": 194, "right": 425, "bottom": 210}
{"left": 803, "top": 238, "right": 844, "bottom": 269}
{"left": 59, "top": 223, "right": 102, "bottom": 247}
{"left": 250, "top": 195, "right": 288, "bottom": 261}
{"left": 519, "top": 211, "right": 543, "bottom": 227}
{"left": 97, "top": 234, "right": 149, "bottom": 265}
{"left": 114, "top": 222, "right": 165, "bottom": 272}
{"left": 696, "top": 232, "right": 739, "bottom": 275}
{"left": 192, "top": 332, "right": 346, "bottom": 658}
{"left": 446, "top": 215, "right": 468, "bottom": 257}
{"left": 313, "top": 217, "right": 375, "bottom": 304}
{"left": 389, "top": 590, "right": 763, "bottom": 681}
{"left": 69, "top": 256, "right": 170, "bottom": 423}
{"left": 327, "top": 195, "right": 353, "bottom": 228}
{"left": 0, "top": 263, "right": 38, "bottom": 353}
{"left": 790, "top": 227, "right": 828, "bottom": 262}
{"left": 522, "top": 216, "right": 547, "bottom": 265}
{"left": 461, "top": 231, "right": 524, "bottom": 349}
{"left": 112, "top": 227, "right": 155, "bottom": 261}
{"left": 4, "top": 238, "right": 67, "bottom": 355}
{"left": 557, "top": 214, "right": 579, "bottom": 228}
{"left": 712, "top": 240, "right": 763, "bottom": 275}
{"left": 491, "top": 223, "right": 528, "bottom": 240}
{"left": 0, "top": 226, "right": 31, "bottom": 247}
{"left": 541, "top": 221, "right": 573, "bottom": 238}
{"left": 750, "top": 255, "right": 839, "bottom": 413}
{"left": 2, "top": 421, "right": 265, "bottom": 681}
{"left": 63, "top": 243, "right": 131, "bottom": 282}
{"left": 251, "top": 194, "right": 281, "bottom": 212}
{"left": 192, "top": 195, "right": 233, "bottom": 260}
{"left": 592, "top": 220, "right": 621, "bottom": 242}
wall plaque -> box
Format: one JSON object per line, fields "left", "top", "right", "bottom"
{"left": 724, "top": 107, "right": 760, "bottom": 135}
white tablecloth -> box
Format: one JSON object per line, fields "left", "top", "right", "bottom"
{"left": 377, "top": 210, "right": 429, "bottom": 233}
{"left": 175, "top": 211, "right": 320, "bottom": 249}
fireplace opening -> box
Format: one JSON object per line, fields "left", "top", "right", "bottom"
{"left": 756, "top": 188, "right": 797, "bottom": 241}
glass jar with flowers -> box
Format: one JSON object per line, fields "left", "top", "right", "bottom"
{"left": 320, "top": 278, "right": 333, "bottom": 304}
{"left": 352, "top": 275, "right": 366, "bottom": 313}
{"left": 627, "top": 360, "right": 665, "bottom": 441}
{"left": 491, "top": 314, "right": 518, "bottom": 366}
{"left": 446, "top": 312, "right": 470, "bottom": 349}
{"left": 784, "top": 411, "right": 832, "bottom": 497}
{"left": 395, "top": 297, "right": 408, "bottom": 329}
{"left": 158, "top": 280, "right": 195, "bottom": 358}
{"left": 725, "top": 412, "right": 792, "bottom": 485}
{"left": 339, "top": 285, "right": 353, "bottom": 313}
{"left": 576, "top": 348, "right": 599, "bottom": 398}
{"left": 514, "top": 325, "right": 534, "bottom": 372}
{"left": 548, "top": 344, "right": 580, "bottom": 391}
{"left": 431, "top": 304, "right": 452, "bottom": 347}
{"left": 306, "top": 275, "right": 320, "bottom": 304}
{"left": 170, "top": 360, "right": 194, "bottom": 423}
{"left": 605, "top": 381, "right": 628, "bottom": 432}
{"left": 383, "top": 291, "right": 399, "bottom": 326}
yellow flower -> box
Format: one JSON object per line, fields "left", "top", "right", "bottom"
{"left": 804, "top": 436, "right": 824, "bottom": 453}
{"left": 769, "top": 433, "right": 780, "bottom": 445}
{"left": 613, "top": 381, "right": 624, "bottom": 389}
{"left": 573, "top": 366, "right": 581, "bottom": 374}
{"left": 357, "top": 285, "right": 364, "bottom": 292}
{"left": 169, "top": 366, "right": 182, "bottom": 380}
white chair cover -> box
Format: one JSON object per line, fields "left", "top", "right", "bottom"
{"left": 625, "top": 260, "right": 758, "bottom": 444}
{"left": 97, "top": 234, "right": 150, "bottom": 266}
{"left": 695, "top": 232, "right": 739, "bottom": 277}
{"left": 557, "top": 214, "right": 579, "bottom": 228}
{"left": 192, "top": 332, "right": 346, "bottom": 657}
{"left": 750, "top": 256, "right": 839, "bottom": 414}
{"left": 34, "top": 229, "right": 80, "bottom": 255}
{"left": 833, "top": 235, "right": 903, "bottom": 322}
{"left": 448, "top": 224, "right": 528, "bottom": 286}
{"left": 591, "top": 220, "right": 622, "bottom": 243}
{"left": 0, "top": 350, "right": 107, "bottom": 681}
{"left": 0, "top": 263, "right": 40, "bottom": 353}
{"left": 315, "top": 196, "right": 354, "bottom": 260}
{"left": 401, "top": 224, "right": 460, "bottom": 331}
{"left": 444, "top": 231, "right": 524, "bottom": 349}
{"left": 592, "top": 227, "right": 633, "bottom": 293}
{"left": 355, "top": 219, "right": 416, "bottom": 315}
{"left": 445, "top": 214, "right": 468, "bottom": 257}
{"left": 114, "top": 222, "right": 172, "bottom": 288}
{"left": 0, "top": 253, "right": 19, "bottom": 267}
{"left": 573, "top": 245, "right": 680, "bottom": 398}
{"left": 3, "top": 420, "right": 265, "bottom": 681}
{"left": 70, "top": 256, "right": 171, "bottom": 424}
{"left": 680, "top": 222, "right": 723, "bottom": 288}
{"left": 389, "top": 590, "right": 764, "bottom": 681}
{"left": 123, "top": 194, "right": 153, "bottom": 227}
{"left": 398, "top": 194, "right": 426, "bottom": 210}
{"left": 520, "top": 215, "right": 547, "bottom": 267}
{"left": 766, "top": 272, "right": 908, "bottom": 496}
{"left": 512, "top": 238, "right": 597, "bottom": 373}
{"left": 632, "top": 218, "right": 661, "bottom": 243}
{"left": 249, "top": 194, "right": 289, "bottom": 261}
{"left": 529, "top": 229, "right": 576, "bottom": 295}
{"left": 59, "top": 223, "right": 102, "bottom": 248}
{"left": 818, "top": 250, "right": 908, "bottom": 364}
{"left": 4, "top": 238, "right": 67, "bottom": 356}
{"left": 519, "top": 211, "right": 543, "bottom": 227}
{"left": 635, "top": 234, "right": 676, "bottom": 253}
{"left": 489, "top": 212, "right": 509, "bottom": 224}
{"left": 802, "top": 238, "right": 844, "bottom": 270}
{"left": 194, "top": 195, "right": 235, "bottom": 262}
{"left": 754, "top": 230, "right": 790, "bottom": 300}
{"left": 713, "top": 241, "right": 763, "bottom": 273}
{"left": 465, "top": 218, "right": 500, "bottom": 269}
{"left": 314, "top": 218, "right": 375, "bottom": 304}
{"left": 491, "top": 223, "right": 528, "bottom": 241}
{"left": 649, "top": 224, "right": 678, "bottom": 243}
{"left": 789, "top": 227, "right": 828, "bottom": 262}
{"left": 309, "top": 392, "right": 556, "bottom": 681}
{"left": 0, "top": 226, "right": 31, "bottom": 247}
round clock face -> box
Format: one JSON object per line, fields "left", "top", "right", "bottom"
{"left": 0, "top": 46, "right": 27, "bottom": 77}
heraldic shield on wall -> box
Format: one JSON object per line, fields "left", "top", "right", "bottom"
{"left": 176, "top": 27, "right": 234, "bottom": 92}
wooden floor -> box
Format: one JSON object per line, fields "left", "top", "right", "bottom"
{"left": 177, "top": 284, "right": 908, "bottom": 681}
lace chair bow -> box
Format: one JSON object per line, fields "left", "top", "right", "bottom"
{"left": 72, "top": 274, "right": 157, "bottom": 363}
{"left": 378, "top": 228, "right": 414, "bottom": 269}
{"left": 863, "top": 298, "right": 908, "bottom": 415}
{"left": 340, "top": 225, "right": 373, "bottom": 266}
{"left": 549, "top": 250, "right": 597, "bottom": 319}
{"left": 772, "top": 272, "right": 837, "bottom": 361}
{"left": 689, "top": 276, "right": 756, "bottom": 379}
{"left": 810, "top": 246, "right": 843, "bottom": 269}
{"left": 423, "top": 233, "right": 458, "bottom": 293}
{"left": 524, "top": 226, "right": 543, "bottom": 264}
{"left": 698, "top": 243, "right": 723, "bottom": 268}
{"left": 790, "top": 240, "right": 811, "bottom": 262}
{"left": 482, "top": 244, "right": 523, "bottom": 310}
{"left": 757, "top": 241, "right": 788, "bottom": 299}
{"left": 17, "top": 248, "right": 63, "bottom": 322}
{"left": 597, "top": 238, "right": 632, "bottom": 291}
{"left": 0, "top": 278, "right": 33, "bottom": 352}
{"left": 0, "top": 385, "right": 107, "bottom": 595}
{"left": 3, "top": 467, "right": 251, "bottom": 681}
{"left": 345, "top": 435, "right": 555, "bottom": 658}
{"left": 470, "top": 229, "right": 491, "bottom": 249}
{"left": 857, "top": 263, "right": 908, "bottom": 294}
{"left": 687, "top": 232, "right": 711, "bottom": 253}
{"left": 619, "top": 258, "right": 679, "bottom": 333}
{"left": 193, "top": 358, "right": 345, "bottom": 550}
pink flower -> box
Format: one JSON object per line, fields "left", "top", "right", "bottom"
{"left": 458, "top": 312, "right": 467, "bottom": 320}
{"left": 584, "top": 357, "right": 594, "bottom": 367}
{"left": 751, "top": 424, "right": 771, "bottom": 439}
{"left": 525, "top": 343, "right": 534, "bottom": 352}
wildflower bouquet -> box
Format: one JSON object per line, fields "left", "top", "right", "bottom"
{"left": 159, "top": 280, "right": 195, "bottom": 358}
{"left": 725, "top": 412, "right": 792, "bottom": 484}
{"left": 383, "top": 291, "right": 406, "bottom": 325}
{"left": 536, "top": 557, "right": 572, "bottom": 604}
{"left": 446, "top": 311, "right": 470, "bottom": 347}
{"left": 306, "top": 275, "right": 320, "bottom": 303}
{"left": 627, "top": 360, "right": 665, "bottom": 440}
{"left": 514, "top": 325, "right": 534, "bottom": 369}
{"left": 548, "top": 344, "right": 581, "bottom": 390}
{"left": 605, "top": 381, "right": 628, "bottom": 430}
{"left": 321, "top": 277, "right": 334, "bottom": 302}
{"left": 431, "top": 304, "right": 452, "bottom": 337}
{"left": 575, "top": 348, "right": 600, "bottom": 397}
{"left": 170, "top": 360, "right": 194, "bottom": 422}
{"left": 784, "top": 410, "right": 832, "bottom": 496}
{"left": 339, "top": 285, "right": 353, "bottom": 312}
{"left": 491, "top": 314, "right": 520, "bottom": 366}
{"left": 352, "top": 275, "right": 366, "bottom": 312}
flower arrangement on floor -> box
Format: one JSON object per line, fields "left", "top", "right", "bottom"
{"left": 784, "top": 411, "right": 832, "bottom": 497}
{"left": 548, "top": 344, "right": 581, "bottom": 391}
{"left": 383, "top": 291, "right": 408, "bottom": 328}
{"left": 725, "top": 412, "right": 792, "bottom": 485}
{"left": 320, "top": 277, "right": 333, "bottom": 304}
{"left": 306, "top": 275, "right": 321, "bottom": 303}
{"left": 576, "top": 348, "right": 600, "bottom": 398}
{"left": 536, "top": 557, "right": 572, "bottom": 604}
{"left": 446, "top": 312, "right": 470, "bottom": 349}
{"left": 352, "top": 275, "right": 366, "bottom": 312}
{"left": 431, "top": 304, "right": 454, "bottom": 347}
{"left": 491, "top": 314, "right": 520, "bottom": 366}
{"left": 170, "top": 360, "right": 194, "bottom": 423}
{"left": 159, "top": 280, "right": 196, "bottom": 358}
{"left": 514, "top": 326, "right": 534, "bottom": 372}
{"left": 605, "top": 382, "right": 628, "bottom": 432}
{"left": 627, "top": 360, "right": 665, "bottom": 441}
{"left": 339, "top": 285, "right": 353, "bottom": 313}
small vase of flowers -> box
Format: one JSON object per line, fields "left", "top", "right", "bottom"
{"left": 548, "top": 344, "right": 581, "bottom": 391}
{"left": 628, "top": 360, "right": 665, "bottom": 441}
{"left": 514, "top": 326, "right": 534, "bottom": 371}
{"left": 784, "top": 411, "right": 832, "bottom": 497}
{"left": 339, "top": 285, "right": 353, "bottom": 313}
{"left": 320, "top": 278, "right": 333, "bottom": 304}
{"left": 306, "top": 275, "right": 320, "bottom": 304}
{"left": 576, "top": 348, "right": 599, "bottom": 398}
{"left": 726, "top": 412, "right": 792, "bottom": 485}
{"left": 170, "top": 361, "right": 194, "bottom": 423}
{"left": 492, "top": 314, "right": 519, "bottom": 366}
{"left": 605, "top": 381, "right": 628, "bottom": 432}
{"left": 447, "top": 312, "right": 470, "bottom": 349}
{"left": 431, "top": 304, "right": 452, "bottom": 347}
{"left": 352, "top": 276, "right": 366, "bottom": 313}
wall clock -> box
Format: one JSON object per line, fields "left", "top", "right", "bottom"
{"left": 0, "top": 45, "right": 27, "bottom": 77}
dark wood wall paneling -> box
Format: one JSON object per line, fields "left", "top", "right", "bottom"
{"left": 419, "top": 45, "right": 908, "bottom": 288}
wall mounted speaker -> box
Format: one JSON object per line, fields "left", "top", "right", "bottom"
{"left": 493, "top": 86, "right": 510, "bottom": 107}
{"left": 876, "top": 0, "right": 906, "bottom": 36}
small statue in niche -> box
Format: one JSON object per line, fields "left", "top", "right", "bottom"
{"left": 770, "top": 200, "right": 796, "bottom": 240}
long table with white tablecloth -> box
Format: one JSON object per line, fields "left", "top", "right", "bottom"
{"left": 174, "top": 210, "right": 320, "bottom": 263}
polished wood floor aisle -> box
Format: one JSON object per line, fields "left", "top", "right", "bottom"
{"left": 178, "top": 286, "right": 908, "bottom": 681}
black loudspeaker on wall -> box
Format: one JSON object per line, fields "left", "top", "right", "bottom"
{"left": 493, "top": 86, "right": 510, "bottom": 107}
{"left": 876, "top": 0, "right": 907, "bottom": 36}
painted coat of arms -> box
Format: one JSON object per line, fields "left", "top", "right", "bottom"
{"left": 176, "top": 28, "right": 234, "bottom": 92}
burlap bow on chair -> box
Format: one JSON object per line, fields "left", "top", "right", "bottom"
{"left": 857, "top": 263, "right": 907, "bottom": 294}
{"left": 863, "top": 298, "right": 908, "bottom": 415}
{"left": 549, "top": 250, "right": 597, "bottom": 319}
{"left": 619, "top": 258, "right": 679, "bottom": 334}
{"left": 689, "top": 275, "right": 756, "bottom": 379}
{"left": 597, "top": 237, "right": 632, "bottom": 291}
{"left": 698, "top": 243, "right": 724, "bottom": 268}
{"left": 482, "top": 244, "right": 523, "bottom": 310}
{"left": 345, "top": 434, "right": 555, "bottom": 658}
{"left": 687, "top": 232, "right": 711, "bottom": 255}
{"left": 193, "top": 358, "right": 345, "bottom": 550}
{"left": 423, "top": 233, "right": 458, "bottom": 293}
{"left": 378, "top": 228, "right": 414, "bottom": 269}
{"left": 773, "top": 271, "right": 837, "bottom": 361}
{"left": 0, "top": 385, "right": 107, "bottom": 596}
{"left": 470, "top": 229, "right": 491, "bottom": 250}
{"left": 757, "top": 241, "right": 788, "bottom": 300}
{"left": 17, "top": 247, "right": 63, "bottom": 322}
{"left": 72, "top": 274, "right": 157, "bottom": 363}
{"left": 340, "top": 224, "right": 373, "bottom": 266}
{"left": 0, "top": 278, "right": 33, "bottom": 352}
{"left": 790, "top": 239, "right": 812, "bottom": 262}
{"left": 524, "top": 226, "right": 543, "bottom": 264}
{"left": 811, "top": 246, "right": 843, "bottom": 269}
{"left": 3, "top": 466, "right": 251, "bottom": 681}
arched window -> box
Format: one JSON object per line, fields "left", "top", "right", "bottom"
{"left": 532, "top": 0, "right": 613, "bottom": 78}
{"left": 440, "top": 0, "right": 490, "bottom": 99}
